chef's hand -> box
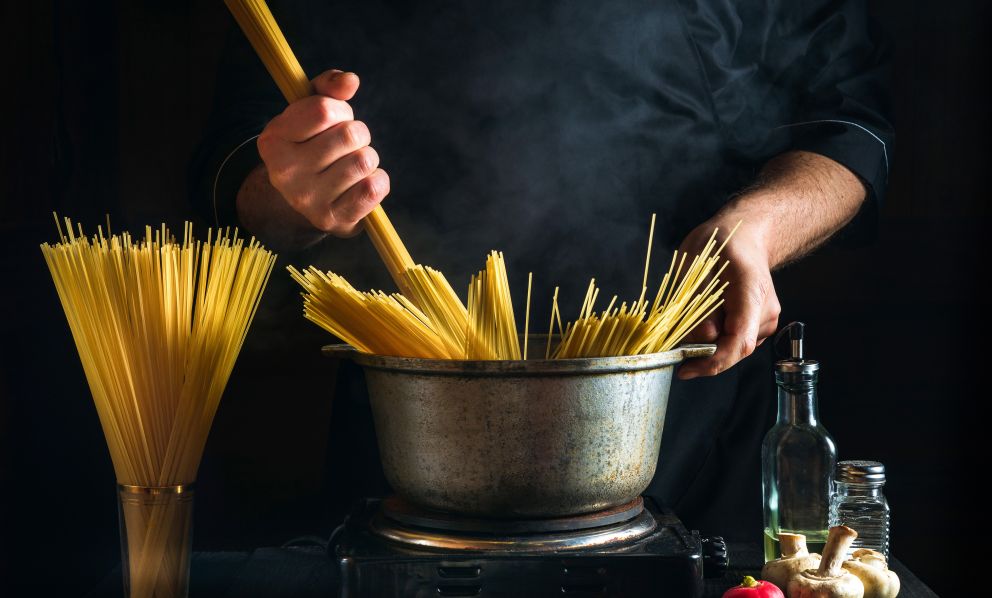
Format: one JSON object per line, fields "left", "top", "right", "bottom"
{"left": 676, "top": 219, "right": 781, "bottom": 379}
{"left": 675, "top": 151, "right": 867, "bottom": 379}
{"left": 244, "top": 69, "right": 389, "bottom": 239}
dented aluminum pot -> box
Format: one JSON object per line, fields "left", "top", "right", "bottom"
{"left": 322, "top": 338, "right": 715, "bottom": 518}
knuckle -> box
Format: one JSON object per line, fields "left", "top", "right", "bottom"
{"left": 312, "top": 97, "right": 336, "bottom": 124}
{"left": 349, "top": 147, "right": 379, "bottom": 179}
{"left": 256, "top": 131, "right": 277, "bottom": 157}
{"left": 355, "top": 172, "right": 388, "bottom": 204}
{"left": 340, "top": 102, "right": 355, "bottom": 121}
{"left": 769, "top": 300, "right": 782, "bottom": 318}
{"left": 342, "top": 121, "right": 370, "bottom": 149}
{"left": 368, "top": 170, "right": 390, "bottom": 199}
{"left": 356, "top": 177, "right": 378, "bottom": 201}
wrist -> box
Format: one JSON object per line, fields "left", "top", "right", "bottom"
{"left": 709, "top": 197, "right": 777, "bottom": 269}
{"left": 236, "top": 165, "right": 329, "bottom": 251}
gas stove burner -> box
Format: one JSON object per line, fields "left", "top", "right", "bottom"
{"left": 370, "top": 495, "right": 657, "bottom": 553}
{"left": 331, "top": 497, "right": 726, "bottom": 597}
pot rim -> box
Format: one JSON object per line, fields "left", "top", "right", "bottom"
{"left": 321, "top": 336, "right": 715, "bottom": 376}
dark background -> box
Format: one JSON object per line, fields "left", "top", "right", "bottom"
{"left": 1, "top": 1, "right": 985, "bottom": 595}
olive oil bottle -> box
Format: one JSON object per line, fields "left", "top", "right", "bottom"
{"left": 761, "top": 322, "right": 836, "bottom": 562}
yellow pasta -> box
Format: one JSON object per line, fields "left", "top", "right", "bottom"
{"left": 225, "top": 0, "right": 476, "bottom": 350}
{"left": 288, "top": 265, "right": 464, "bottom": 359}
{"left": 553, "top": 218, "right": 738, "bottom": 358}
{"left": 465, "top": 251, "right": 521, "bottom": 359}
{"left": 41, "top": 216, "right": 275, "bottom": 597}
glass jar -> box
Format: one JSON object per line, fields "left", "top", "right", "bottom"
{"left": 118, "top": 483, "right": 195, "bottom": 598}
{"left": 829, "top": 460, "right": 890, "bottom": 557}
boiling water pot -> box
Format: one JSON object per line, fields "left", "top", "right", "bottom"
{"left": 323, "top": 338, "right": 716, "bottom": 518}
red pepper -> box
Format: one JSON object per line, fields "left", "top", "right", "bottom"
{"left": 721, "top": 576, "right": 785, "bottom": 598}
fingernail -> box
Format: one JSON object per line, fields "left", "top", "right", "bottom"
{"left": 331, "top": 71, "right": 355, "bottom": 81}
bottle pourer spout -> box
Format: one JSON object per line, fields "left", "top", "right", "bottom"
{"left": 789, "top": 321, "right": 804, "bottom": 360}
{"left": 774, "top": 321, "right": 806, "bottom": 360}
{"left": 774, "top": 321, "right": 817, "bottom": 374}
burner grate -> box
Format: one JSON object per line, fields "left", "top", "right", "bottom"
{"left": 331, "top": 497, "right": 711, "bottom": 597}
{"left": 380, "top": 495, "right": 645, "bottom": 534}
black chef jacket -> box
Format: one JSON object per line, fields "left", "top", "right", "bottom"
{"left": 191, "top": 0, "right": 892, "bottom": 541}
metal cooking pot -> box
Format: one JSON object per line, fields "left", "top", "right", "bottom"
{"left": 323, "top": 339, "right": 715, "bottom": 518}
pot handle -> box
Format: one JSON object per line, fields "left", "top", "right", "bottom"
{"left": 680, "top": 344, "right": 717, "bottom": 360}
{"left": 321, "top": 343, "right": 359, "bottom": 360}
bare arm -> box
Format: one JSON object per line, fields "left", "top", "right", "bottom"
{"left": 723, "top": 150, "right": 867, "bottom": 270}
{"left": 678, "top": 150, "right": 866, "bottom": 379}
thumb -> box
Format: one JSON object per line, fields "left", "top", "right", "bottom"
{"left": 312, "top": 69, "right": 360, "bottom": 101}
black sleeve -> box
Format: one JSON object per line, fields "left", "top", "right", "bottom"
{"left": 752, "top": 0, "right": 894, "bottom": 239}
{"left": 188, "top": 21, "right": 286, "bottom": 228}
{"left": 763, "top": 0, "right": 893, "bottom": 201}
{"left": 680, "top": 0, "right": 893, "bottom": 240}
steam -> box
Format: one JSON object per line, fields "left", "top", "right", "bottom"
{"left": 268, "top": 0, "right": 777, "bottom": 316}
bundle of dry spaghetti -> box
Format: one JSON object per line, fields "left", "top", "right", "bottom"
{"left": 41, "top": 217, "right": 275, "bottom": 598}
{"left": 552, "top": 221, "right": 738, "bottom": 358}
{"left": 287, "top": 266, "right": 465, "bottom": 359}
{"left": 293, "top": 218, "right": 736, "bottom": 361}
{"left": 289, "top": 251, "right": 524, "bottom": 360}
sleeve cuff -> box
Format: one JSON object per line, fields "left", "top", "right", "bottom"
{"left": 210, "top": 133, "right": 263, "bottom": 228}
{"left": 778, "top": 120, "right": 891, "bottom": 244}
{"left": 785, "top": 119, "right": 890, "bottom": 204}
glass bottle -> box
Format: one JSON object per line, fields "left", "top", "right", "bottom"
{"left": 829, "top": 460, "right": 890, "bottom": 558}
{"left": 762, "top": 322, "right": 837, "bottom": 562}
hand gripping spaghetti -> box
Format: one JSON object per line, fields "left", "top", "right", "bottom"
{"left": 225, "top": 0, "right": 476, "bottom": 352}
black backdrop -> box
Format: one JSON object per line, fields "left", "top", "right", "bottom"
{"left": 1, "top": 1, "right": 986, "bottom": 595}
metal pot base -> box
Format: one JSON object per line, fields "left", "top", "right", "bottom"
{"left": 370, "top": 499, "right": 658, "bottom": 553}
{"left": 380, "top": 495, "right": 646, "bottom": 534}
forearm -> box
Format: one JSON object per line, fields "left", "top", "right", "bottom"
{"left": 713, "top": 151, "right": 867, "bottom": 270}
{"left": 236, "top": 163, "right": 329, "bottom": 251}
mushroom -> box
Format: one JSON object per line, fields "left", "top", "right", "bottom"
{"left": 762, "top": 533, "right": 822, "bottom": 592}
{"left": 787, "top": 526, "right": 864, "bottom": 598}
{"left": 842, "top": 549, "right": 900, "bottom": 598}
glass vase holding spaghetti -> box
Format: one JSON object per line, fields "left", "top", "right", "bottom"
{"left": 41, "top": 217, "right": 275, "bottom": 598}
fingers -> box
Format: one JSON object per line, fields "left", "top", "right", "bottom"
{"left": 679, "top": 277, "right": 777, "bottom": 380}
{"left": 265, "top": 120, "right": 371, "bottom": 176}
{"left": 304, "top": 121, "right": 372, "bottom": 171}
{"left": 312, "top": 69, "right": 360, "bottom": 101}
{"left": 316, "top": 146, "right": 380, "bottom": 201}
{"left": 263, "top": 95, "right": 355, "bottom": 142}
{"left": 333, "top": 168, "right": 391, "bottom": 231}
{"left": 316, "top": 169, "right": 391, "bottom": 236}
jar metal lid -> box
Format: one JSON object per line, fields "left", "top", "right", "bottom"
{"left": 775, "top": 359, "right": 820, "bottom": 374}
{"left": 836, "top": 460, "right": 886, "bottom": 485}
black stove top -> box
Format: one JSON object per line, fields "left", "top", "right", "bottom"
{"left": 328, "top": 496, "right": 726, "bottom": 597}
